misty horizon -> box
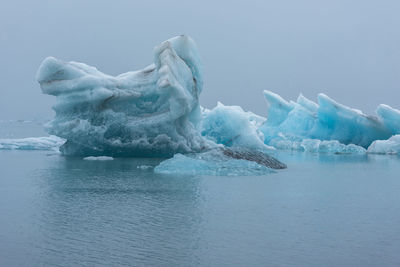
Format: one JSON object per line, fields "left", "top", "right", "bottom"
{"left": 1, "top": 0, "right": 399, "bottom": 120}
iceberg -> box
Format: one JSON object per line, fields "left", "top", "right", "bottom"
{"left": 201, "top": 102, "right": 273, "bottom": 152}
{"left": 0, "top": 136, "right": 64, "bottom": 151}
{"left": 260, "top": 90, "right": 396, "bottom": 150}
{"left": 272, "top": 139, "right": 366, "bottom": 154}
{"left": 36, "top": 35, "right": 287, "bottom": 171}
{"left": 367, "top": 135, "right": 400, "bottom": 154}
{"left": 154, "top": 147, "right": 285, "bottom": 176}
{"left": 34, "top": 34, "right": 400, "bottom": 172}
{"left": 37, "top": 35, "right": 210, "bottom": 157}
{"left": 376, "top": 104, "right": 400, "bottom": 135}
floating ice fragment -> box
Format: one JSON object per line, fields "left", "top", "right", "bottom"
{"left": 154, "top": 147, "right": 284, "bottom": 176}
{"left": 0, "top": 136, "right": 65, "bottom": 151}
{"left": 201, "top": 102, "right": 274, "bottom": 151}
{"left": 137, "top": 165, "right": 153, "bottom": 170}
{"left": 367, "top": 135, "right": 400, "bottom": 154}
{"left": 83, "top": 156, "right": 114, "bottom": 161}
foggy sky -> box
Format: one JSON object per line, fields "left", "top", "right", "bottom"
{"left": 1, "top": 0, "right": 399, "bottom": 120}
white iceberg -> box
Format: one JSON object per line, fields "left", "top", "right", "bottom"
{"left": 37, "top": 35, "right": 210, "bottom": 157}
{"left": 367, "top": 135, "right": 400, "bottom": 154}
{"left": 0, "top": 136, "right": 65, "bottom": 151}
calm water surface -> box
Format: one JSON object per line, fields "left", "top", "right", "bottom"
{"left": 1, "top": 146, "right": 400, "bottom": 266}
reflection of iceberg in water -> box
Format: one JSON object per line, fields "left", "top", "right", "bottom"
{"left": 34, "top": 155, "right": 204, "bottom": 265}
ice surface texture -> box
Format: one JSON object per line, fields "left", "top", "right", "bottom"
{"left": 37, "top": 35, "right": 210, "bottom": 157}
{"left": 260, "top": 90, "right": 400, "bottom": 151}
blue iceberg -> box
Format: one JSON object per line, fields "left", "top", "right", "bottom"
{"left": 259, "top": 90, "right": 400, "bottom": 153}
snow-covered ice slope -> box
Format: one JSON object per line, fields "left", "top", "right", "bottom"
{"left": 37, "top": 35, "right": 211, "bottom": 157}
{"left": 260, "top": 90, "right": 400, "bottom": 150}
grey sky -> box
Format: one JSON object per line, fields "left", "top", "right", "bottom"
{"left": 0, "top": 0, "right": 399, "bottom": 120}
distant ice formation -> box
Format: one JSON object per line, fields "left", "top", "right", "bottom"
{"left": 37, "top": 35, "right": 210, "bottom": 157}
{"left": 0, "top": 136, "right": 64, "bottom": 151}
{"left": 83, "top": 156, "right": 114, "bottom": 161}
{"left": 260, "top": 90, "right": 400, "bottom": 153}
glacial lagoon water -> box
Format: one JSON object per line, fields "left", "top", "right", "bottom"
{"left": 1, "top": 124, "right": 400, "bottom": 266}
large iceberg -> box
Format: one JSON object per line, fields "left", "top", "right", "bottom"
{"left": 36, "top": 35, "right": 287, "bottom": 172}
{"left": 33, "top": 34, "right": 400, "bottom": 173}
{"left": 37, "top": 35, "right": 210, "bottom": 157}
{"left": 259, "top": 90, "right": 400, "bottom": 151}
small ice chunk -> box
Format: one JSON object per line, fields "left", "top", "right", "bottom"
{"left": 137, "top": 165, "right": 153, "bottom": 169}
{"left": 367, "top": 135, "right": 400, "bottom": 154}
{"left": 83, "top": 156, "right": 114, "bottom": 161}
{"left": 201, "top": 102, "right": 273, "bottom": 152}
{"left": 154, "top": 148, "right": 280, "bottom": 176}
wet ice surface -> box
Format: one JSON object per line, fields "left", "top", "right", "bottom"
{"left": 1, "top": 150, "right": 400, "bottom": 267}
